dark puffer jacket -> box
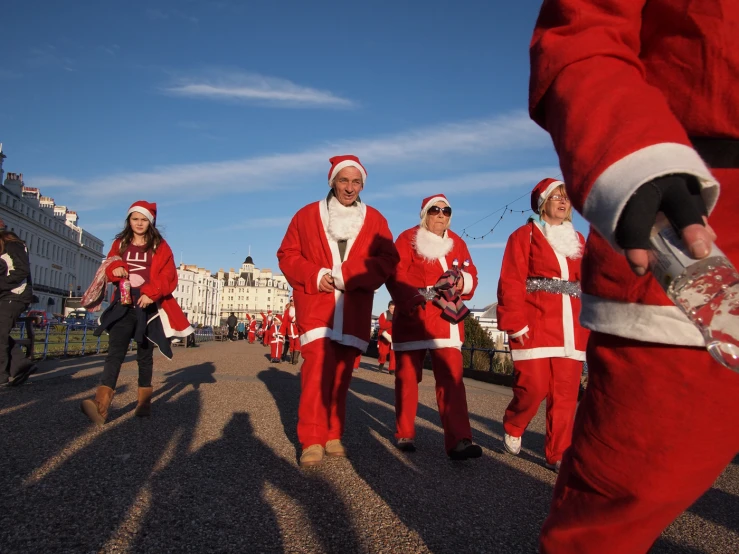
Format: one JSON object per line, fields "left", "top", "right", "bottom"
{"left": 0, "top": 234, "right": 33, "bottom": 305}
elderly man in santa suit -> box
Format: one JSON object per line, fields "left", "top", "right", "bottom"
{"left": 497, "top": 178, "right": 588, "bottom": 473}
{"left": 529, "top": 2, "right": 739, "bottom": 552}
{"left": 277, "top": 154, "right": 399, "bottom": 467}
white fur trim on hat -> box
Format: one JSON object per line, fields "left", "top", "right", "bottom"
{"left": 537, "top": 180, "right": 564, "bottom": 212}
{"left": 329, "top": 160, "right": 367, "bottom": 185}
{"left": 127, "top": 206, "right": 155, "bottom": 225}
{"left": 419, "top": 196, "right": 451, "bottom": 220}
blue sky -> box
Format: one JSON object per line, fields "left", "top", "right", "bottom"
{"left": 1, "top": 0, "right": 585, "bottom": 313}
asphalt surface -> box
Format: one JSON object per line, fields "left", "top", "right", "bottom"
{"left": 1, "top": 341, "right": 737, "bottom": 553}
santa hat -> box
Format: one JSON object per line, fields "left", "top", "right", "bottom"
{"left": 530, "top": 178, "right": 564, "bottom": 214}
{"left": 419, "top": 194, "right": 452, "bottom": 222}
{"left": 127, "top": 200, "right": 157, "bottom": 226}
{"left": 328, "top": 155, "right": 367, "bottom": 186}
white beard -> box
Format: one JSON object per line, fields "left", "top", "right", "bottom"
{"left": 542, "top": 221, "right": 583, "bottom": 259}
{"left": 413, "top": 227, "right": 454, "bottom": 261}
{"left": 327, "top": 195, "right": 364, "bottom": 241}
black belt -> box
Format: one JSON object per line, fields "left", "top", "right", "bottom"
{"left": 690, "top": 137, "right": 739, "bottom": 169}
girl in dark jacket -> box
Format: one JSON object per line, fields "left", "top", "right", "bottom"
{"left": 80, "top": 201, "right": 193, "bottom": 424}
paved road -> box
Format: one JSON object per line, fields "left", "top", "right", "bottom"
{"left": 1, "top": 341, "right": 737, "bottom": 553}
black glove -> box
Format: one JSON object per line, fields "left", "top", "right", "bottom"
{"left": 615, "top": 174, "right": 707, "bottom": 250}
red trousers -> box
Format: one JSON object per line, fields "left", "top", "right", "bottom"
{"left": 247, "top": 331, "right": 256, "bottom": 343}
{"left": 395, "top": 348, "right": 472, "bottom": 453}
{"left": 353, "top": 353, "right": 361, "bottom": 369}
{"left": 504, "top": 357, "right": 582, "bottom": 465}
{"left": 297, "top": 339, "right": 358, "bottom": 449}
{"left": 289, "top": 337, "right": 301, "bottom": 353}
{"left": 539, "top": 333, "right": 739, "bottom": 553}
{"left": 378, "top": 340, "right": 396, "bottom": 371}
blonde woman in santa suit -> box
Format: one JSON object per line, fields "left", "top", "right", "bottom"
{"left": 388, "top": 194, "right": 482, "bottom": 460}
{"left": 497, "top": 178, "right": 589, "bottom": 472}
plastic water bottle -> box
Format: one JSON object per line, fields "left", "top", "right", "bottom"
{"left": 649, "top": 215, "right": 739, "bottom": 371}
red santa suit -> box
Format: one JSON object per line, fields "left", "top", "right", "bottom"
{"left": 376, "top": 309, "right": 396, "bottom": 372}
{"left": 529, "top": 2, "right": 739, "bottom": 552}
{"left": 277, "top": 159, "right": 399, "bottom": 451}
{"left": 248, "top": 318, "right": 258, "bottom": 343}
{"left": 497, "top": 195, "right": 588, "bottom": 466}
{"left": 388, "top": 195, "right": 479, "bottom": 455}
{"left": 281, "top": 304, "right": 300, "bottom": 354}
{"left": 270, "top": 315, "right": 285, "bottom": 361}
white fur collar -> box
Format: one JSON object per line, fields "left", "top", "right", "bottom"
{"left": 541, "top": 221, "right": 583, "bottom": 259}
{"left": 327, "top": 195, "right": 364, "bottom": 241}
{"left": 413, "top": 227, "right": 454, "bottom": 261}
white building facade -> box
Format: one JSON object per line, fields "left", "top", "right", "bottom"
{"left": 0, "top": 154, "right": 105, "bottom": 315}
{"left": 172, "top": 264, "right": 224, "bottom": 327}
{"left": 469, "top": 303, "right": 508, "bottom": 346}
{"left": 218, "top": 256, "right": 290, "bottom": 321}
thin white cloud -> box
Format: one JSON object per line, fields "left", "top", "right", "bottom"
{"left": 366, "top": 166, "right": 561, "bottom": 200}
{"left": 163, "top": 71, "right": 355, "bottom": 108}
{"left": 42, "top": 111, "right": 552, "bottom": 207}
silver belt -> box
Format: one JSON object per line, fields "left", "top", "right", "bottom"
{"left": 418, "top": 287, "right": 437, "bottom": 302}
{"left": 526, "top": 277, "right": 581, "bottom": 298}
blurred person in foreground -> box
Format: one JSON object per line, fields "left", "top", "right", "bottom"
{"left": 0, "top": 217, "right": 35, "bottom": 387}
{"left": 387, "top": 194, "right": 482, "bottom": 460}
{"left": 529, "top": 2, "right": 739, "bottom": 551}
{"left": 497, "top": 179, "right": 588, "bottom": 473}
{"left": 277, "top": 155, "right": 398, "bottom": 467}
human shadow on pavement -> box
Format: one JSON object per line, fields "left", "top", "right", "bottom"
{"left": 129, "top": 411, "right": 362, "bottom": 553}
{"left": 350, "top": 374, "right": 548, "bottom": 466}
{"left": 258, "top": 366, "right": 554, "bottom": 552}
{"left": 0, "top": 368, "right": 200, "bottom": 552}
{"left": 258, "top": 367, "right": 301, "bottom": 457}
{"left": 344, "top": 383, "right": 555, "bottom": 553}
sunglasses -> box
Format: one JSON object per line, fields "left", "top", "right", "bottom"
{"left": 427, "top": 206, "right": 452, "bottom": 216}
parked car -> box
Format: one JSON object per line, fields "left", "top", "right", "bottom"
{"left": 65, "top": 310, "right": 99, "bottom": 330}
{"left": 21, "top": 310, "right": 49, "bottom": 328}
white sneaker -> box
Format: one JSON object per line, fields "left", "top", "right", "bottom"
{"left": 503, "top": 433, "right": 522, "bottom": 455}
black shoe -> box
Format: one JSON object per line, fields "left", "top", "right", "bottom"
{"left": 448, "top": 439, "right": 482, "bottom": 461}
{"left": 8, "top": 364, "right": 38, "bottom": 387}
{"left": 396, "top": 438, "right": 416, "bottom": 452}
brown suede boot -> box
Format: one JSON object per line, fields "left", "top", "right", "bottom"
{"left": 80, "top": 386, "right": 115, "bottom": 425}
{"left": 134, "top": 386, "right": 153, "bottom": 417}
{"left": 292, "top": 351, "right": 301, "bottom": 365}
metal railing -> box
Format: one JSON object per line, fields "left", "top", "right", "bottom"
{"left": 12, "top": 323, "right": 216, "bottom": 361}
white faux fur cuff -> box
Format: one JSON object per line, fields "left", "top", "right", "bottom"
{"left": 582, "top": 143, "right": 718, "bottom": 250}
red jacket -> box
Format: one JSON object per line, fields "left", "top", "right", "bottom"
{"left": 388, "top": 227, "right": 477, "bottom": 351}
{"left": 528, "top": 0, "right": 733, "bottom": 347}
{"left": 104, "top": 239, "right": 192, "bottom": 337}
{"left": 497, "top": 221, "right": 588, "bottom": 362}
{"left": 277, "top": 199, "right": 399, "bottom": 352}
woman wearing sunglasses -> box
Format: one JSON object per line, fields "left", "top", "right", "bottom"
{"left": 497, "top": 178, "right": 589, "bottom": 472}
{"left": 387, "top": 194, "right": 482, "bottom": 460}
